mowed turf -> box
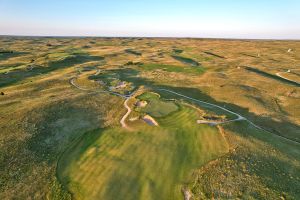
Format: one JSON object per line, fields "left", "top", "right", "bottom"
{"left": 137, "top": 92, "right": 178, "bottom": 117}
{"left": 58, "top": 105, "right": 229, "bottom": 200}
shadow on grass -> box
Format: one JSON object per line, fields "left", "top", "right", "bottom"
{"left": 0, "top": 51, "right": 30, "bottom": 61}
{"left": 0, "top": 63, "right": 25, "bottom": 70}
{"left": 26, "top": 96, "right": 104, "bottom": 163}
{"left": 172, "top": 55, "right": 200, "bottom": 67}
{"left": 245, "top": 66, "right": 300, "bottom": 87}
{"left": 125, "top": 49, "right": 142, "bottom": 56}
{"left": 56, "top": 67, "right": 300, "bottom": 199}
{"left": 0, "top": 53, "right": 104, "bottom": 88}
{"left": 154, "top": 85, "right": 300, "bottom": 143}
{"left": 203, "top": 51, "right": 225, "bottom": 59}
{"left": 90, "top": 67, "right": 299, "bottom": 143}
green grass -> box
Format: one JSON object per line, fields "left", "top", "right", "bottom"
{"left": 157, "top": 90, "right": 237, "bottom": 120}
{"left": 137, "top": 92, "right": 178, "bottom": 118}
{"left": 137, "top": 91, "right": 160, "bottom": 100}
{"left": 58, "top": 105, "right": 229, "bottom": 200}
{"left": 0, "top": 53, "right": 104, "bottom": 88}
{"left": 0, "top": 51, "right": 29, "bottom": 61}
{"left": 0, "top": 63, "right": 26, "bottom": 73}
{"left": 187, "top": 53, "right": 213, "bottom": 62}
{"left": 139, "top": 63, "right": 204, "bottom": 75}
{"left": 2, "top": 37, "right": 300, "bottom": 200}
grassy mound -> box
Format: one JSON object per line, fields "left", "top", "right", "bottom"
{"left": 58, "top": 105, "right": 229, "bottom": 200}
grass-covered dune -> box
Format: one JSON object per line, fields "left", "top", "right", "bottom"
{"left": 1, "top": 37, "right": 300, "bottom": 199}
{"left": 58, "top": 104, "right": 229, "bottom": 200}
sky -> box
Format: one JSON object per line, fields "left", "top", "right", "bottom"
{"left": 0, "top": 0, "right": 300, "bottom": 39}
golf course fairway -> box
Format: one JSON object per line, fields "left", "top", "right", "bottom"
{"left": 57, "top": 105, "right": 229, "bottom": 200}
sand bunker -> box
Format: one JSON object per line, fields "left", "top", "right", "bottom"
{"left": 143, "top": 115, "right": 159, "bottom": 126}
{"left": 197, "top": 120, "right": 218, "bottom": 126}
{"left": 129, "top": 117, "right": 139, "bottom": 122}
{"left": 136, "top": 100, "right": 148, "bottom": 108}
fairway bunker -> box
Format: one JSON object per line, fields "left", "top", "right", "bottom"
{"left": 143, "top": 114, "right": 158, "bottom": 126}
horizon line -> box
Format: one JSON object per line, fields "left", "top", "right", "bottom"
{"left": 1, "top": 34, "right": 300, "bottom": 41}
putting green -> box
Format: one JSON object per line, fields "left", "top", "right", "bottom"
{"left": 137, "top": 92, "right": 178, "bottom": 118}
{"left": 58, "top": 105, "right": 229, "bottom": 200}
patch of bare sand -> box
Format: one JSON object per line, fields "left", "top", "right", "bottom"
{"left": 143, "top": 115, "right": 159, "bottom": 126}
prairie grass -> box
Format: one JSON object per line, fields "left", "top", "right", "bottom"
{"left": 1, "top": 37, "right": 299, "bottom": 200}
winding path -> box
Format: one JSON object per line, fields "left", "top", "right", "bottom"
{"left": 70, "top": 72, "right": 134, "bottom": 128}
{"left": 157, "top": 89, "right": 245, "bottom": 121}
{"left": 69, "top": 71, "right": 299, "bottom": 145}
{"left": 70, "top": 77, "right": 91, "bottom": 91}
{"left": 64, "top": 66, "right": 300, "bottom": 200}
{"left": 158, "top": 89, "right": 300, "bottom": 145}
{"left": 120, "top": 97, "right": 132, "bottom": 129}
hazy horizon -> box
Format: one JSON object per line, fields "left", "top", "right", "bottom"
{"left": 1, "top": 0, "right": 300, "bottom": 39}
